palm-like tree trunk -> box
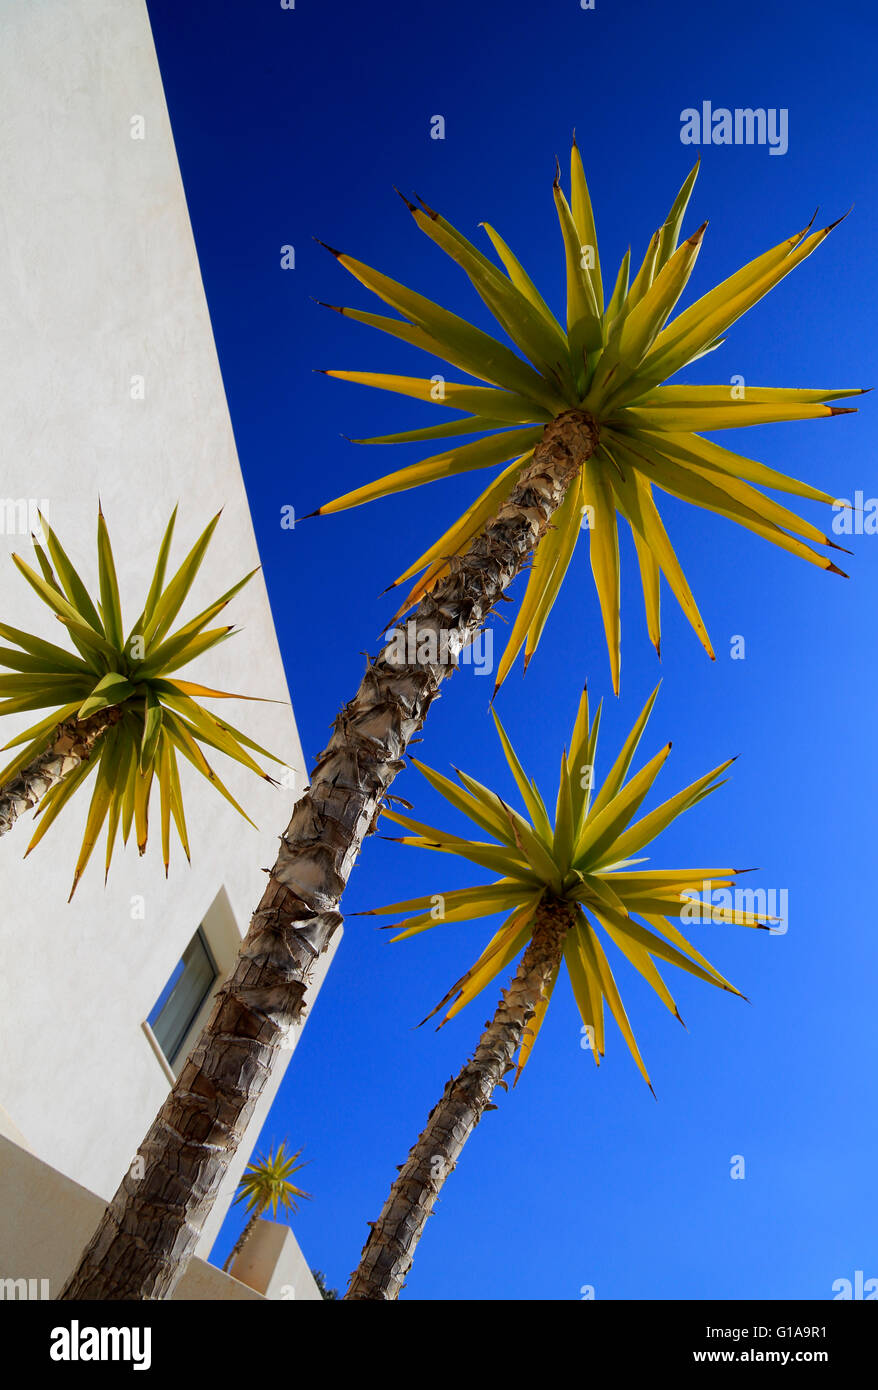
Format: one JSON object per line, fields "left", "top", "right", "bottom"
{"left": 60, "top": 410, "right": 598, "bottom": 1301}
{"left": 345, "top": 897, "right": 573, "bottom": 1300}
{"left": 222, "top": 1208, "right": 262, "bottom": 1274}
{"left": 0, "top": 707, "right": 120, "bottom": 837}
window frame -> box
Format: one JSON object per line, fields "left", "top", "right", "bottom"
{"left": 145, "top": 925, "right": 220, "bottom": 1070}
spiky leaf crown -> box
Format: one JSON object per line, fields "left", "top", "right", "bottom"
{"left": 363, "top": 686, "right": 775, "bottom": 1089}
{"left": 316, "top": 144, "right": 858, "bottom": 692}
{"left": 0, "top": 507, "right": 283, "bottom": 895}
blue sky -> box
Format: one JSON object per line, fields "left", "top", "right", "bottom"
{"left": 146, "top": 0, "right": 878, "bottom": 1298}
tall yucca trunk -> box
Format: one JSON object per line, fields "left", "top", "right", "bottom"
{"left": 345, "top": 898, "right": 573, "bottom": 1300}
{"left": 222, "top": 1208, "right": 261, "bottom": 1274}
{"left": 60, "top": 410, "right": 598, "bottom": 1301}
{"left": 0, "top": 708, "right": 119, "bottom": 838}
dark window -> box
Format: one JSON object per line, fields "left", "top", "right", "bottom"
{"left": 147, "top": 927, "right": 218, "bottom": 1065}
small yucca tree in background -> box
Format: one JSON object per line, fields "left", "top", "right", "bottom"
{"left": 222, "top": 1142, "right": 311, "bottom": 1275}
{"left": 345, "top": 686, "right": 775, "bottom": 1299}
{"left": 63, "top": 148, "right": 857, "bottom": 1302}
{"left": 0, "top": 506, "right": 282, "bottom": 895}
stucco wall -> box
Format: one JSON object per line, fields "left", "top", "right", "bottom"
{"left": 0, "top": 1134, "right": 268, "bottom": 1300}
{"left": 0, "top": 0, "right": 321, "bottom": 1255}
{"left": 229, "top": 1218, "right": 323, "bottom": 1301}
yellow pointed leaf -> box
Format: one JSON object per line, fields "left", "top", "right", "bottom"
{"left": 318, "top": 426, "right": 543, "bottom": 516}
{"left": 581, "top": 455, "right": 621, "bottom": 693}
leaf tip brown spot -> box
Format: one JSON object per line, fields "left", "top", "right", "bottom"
{"left": 393, "top": 185, "right": 418, "bottom": 214}
{"left": 825, "top": 206, "right": 853, "bottom": 232}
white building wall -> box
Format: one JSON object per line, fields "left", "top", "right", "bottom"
{"left": 0, "top": 1133, "right": 321, "bottom": 1301}
{"left": 0, "top": 0, "right": 326, "bottom": 1258}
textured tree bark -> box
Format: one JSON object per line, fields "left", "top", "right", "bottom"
{"left": 222, "top": 1209, "right": 260, "bottom": 1274}
{"left": 60, "top": 410, "right": 598, "bottom": 1301}
{"left": 0, "top": 708, "right": 120, "bottom": 838}
{"left": 345, "top": 898, "right": 574, "bottom": 1300}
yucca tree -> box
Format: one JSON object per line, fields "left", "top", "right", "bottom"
{"left": 0, "top": 507, "right": 281, "bottom": 894}
{"left": 222, "top": 1142, "right": 311, "bottom": 1275}
{"left": 0, "top": 508, "right": 279, "bottom": 889}
{"left": 315, "top": 143, "right": 858, "bottom": 694}
{"left": 63, "top": 150, "right": 856, "bottom": 1301}
{"left": 345, "top": 686, "right": 772, "bottom": 1299}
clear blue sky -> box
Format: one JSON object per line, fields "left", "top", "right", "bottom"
{"left": 146, "top": 0, "right": 878, "bottom": 1298}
